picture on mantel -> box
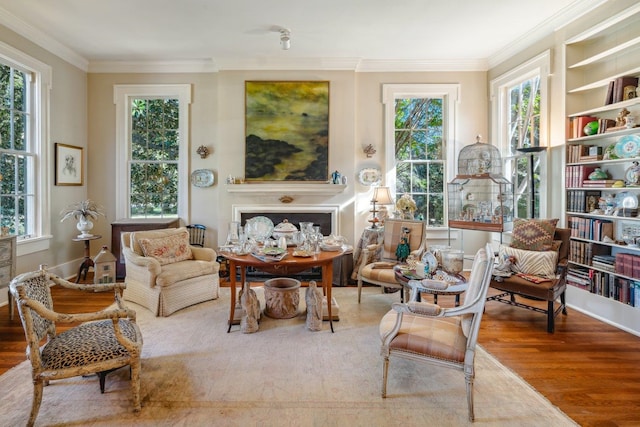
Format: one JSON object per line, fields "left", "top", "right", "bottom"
{"left": 245, "top": 81, "right": 329, "bottom": 182}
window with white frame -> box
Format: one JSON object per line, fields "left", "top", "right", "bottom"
{"left": 0, "top": 42, "right": 51, "bottom": 254}
{"left": 491, "top": 50, "right": 550, "bottom": 219}
{"left": 114, "top": 85, "right": 190, "bottom": 220}
{"left": 383, "top": 84, "right": 458, "bottom": 228}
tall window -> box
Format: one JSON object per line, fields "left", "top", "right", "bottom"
{"left": 383, "top": 84, "right": 458, "bottom": 228}
{"left": 114, "top": 85, "right": 190, "bottom": 220}
{"left": 491, "top": 51, "right": 550, "bottom": 219}
{"left": 0, "top": 43, "right": 51, "bottom": 255}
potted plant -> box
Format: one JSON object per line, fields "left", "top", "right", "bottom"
{"left": 60, "top": 199, "right": 105, "bottom": 237}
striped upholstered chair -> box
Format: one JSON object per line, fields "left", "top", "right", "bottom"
{"left": 356, "top": 219, "right": 428, "bottom": 303}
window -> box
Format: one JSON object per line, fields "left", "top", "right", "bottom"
{"left": 491, "top": 51, "right": 550, "bottom": 219}
{"left": 383, "top": 84, "right": 458, "bottom": 228}
{"left": 114, "top": 85, "right": 190, "bottom": 220}
{"left": 0, "top": 42, "right": 51, "bottom": 255}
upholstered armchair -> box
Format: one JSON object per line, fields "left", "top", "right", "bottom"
{"left": 357, "top": 219, "right": 428, "bottom": 303}
{"left": 9, "top": 266, "right": 142, "bottom": 427}
{"left": 379, "top": 244, "right": 494, "bottom": 422}
{"left": 121, "top": 227, "right": 220, "bottom": 316}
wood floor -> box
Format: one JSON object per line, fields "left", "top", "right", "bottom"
{"left": 2, "top": 280, "right": 639, "bottom": 426}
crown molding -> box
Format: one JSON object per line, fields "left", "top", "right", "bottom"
{"left": 89, "top": 59, "right": 219, "bottom": 74}
{"left": 356, "top": 59, "right": 488, "bottom": 72}
{"left": 0, "top": 8, "right": 88, "bottom": 71}
{"left": 487, "top": 0, "right": 606, "bottom": 69}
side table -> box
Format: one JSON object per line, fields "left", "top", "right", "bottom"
{"left": 394, "top": 267, "right": 468, "bottom": 306}
{"left": 72, "top": 235, "right": 101, "bottom": 283}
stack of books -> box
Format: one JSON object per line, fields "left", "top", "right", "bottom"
{"left": 592, "top": 254, "right": 616, "bottom": 272}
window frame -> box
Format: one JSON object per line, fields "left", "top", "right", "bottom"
{"left": 0, "top": 41, "right": 52, "bottom": 256}
{"left": 382, "top": 83, "right": 459, "bottom": 234}
{"left": 114, "top": 84, "right": 191, "bottom": 221}
{"left": 490, "top": 50, "right": 550, "bottom": 220}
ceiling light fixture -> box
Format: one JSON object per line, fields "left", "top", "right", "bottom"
{"left": 280, "top": 29, "right": 291, "bottom": 50}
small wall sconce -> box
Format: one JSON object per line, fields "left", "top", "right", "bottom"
{"left": 363, "top": 144, "right": 376, "bottom": 158}
{"left": 196, "top": 145, "right": 210, "bottom": 159}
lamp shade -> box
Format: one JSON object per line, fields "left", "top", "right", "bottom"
{"left": 372, "top": 187, "right": 393, "bottom": 205}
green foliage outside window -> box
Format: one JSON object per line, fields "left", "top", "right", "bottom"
{"left": 394, "top": 98, "right": 445, "bottom": 226}
{"left": 129, "top": 98, "right": 179, "bottom": 218}
{"left": 0, "top": 64, "right": 31, "bottom": 236}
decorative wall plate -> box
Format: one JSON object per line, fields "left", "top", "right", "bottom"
{"left": 614, "top": 134, "right": 640, "bottom": 159}
{"left": 190, "top": 169, "right": 215, "bottom": 187}
{"left": 357, "top": 167, "right": 382, "bottom": 186}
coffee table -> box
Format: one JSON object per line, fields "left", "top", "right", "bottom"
{"left": 221, "top": 248, "right": 344, "bottom": 333}
{"left": 394, "top": 266, "right": 467, "bottom": 306}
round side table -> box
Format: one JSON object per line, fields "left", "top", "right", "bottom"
{"left": 72, "top": 235, "right": 102, "bottom": 283}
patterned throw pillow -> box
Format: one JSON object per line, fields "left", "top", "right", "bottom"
{"left": 138, "top": 230, "right": 193, "bottom": 265}
{"left": 510, "top": 218, "right": 559, "bottom": 251}
{"left": 499, "top": 245, "right": 558, "bottom": 279}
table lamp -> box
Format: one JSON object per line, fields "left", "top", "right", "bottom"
{"left": 370, "top": 186, "right": 393, "bottom": 228}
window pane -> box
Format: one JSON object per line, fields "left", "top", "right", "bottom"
{"left": 395, "top": 130, "right": 410, "bottom": 160}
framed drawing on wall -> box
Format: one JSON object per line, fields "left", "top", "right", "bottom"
{"left": 245, "top": 81, "right": 329, "bottom": 182}
{"left": 55, "top": 143, "right": 83, "bottom": 186}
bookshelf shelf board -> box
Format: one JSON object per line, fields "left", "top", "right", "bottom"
{"left": 568, "top": 36, "right": 640, "bottom": 69}
{"left": 565, "top": 3, "right": 640, "bottom": 44}
{"left": 567, "top": 65, "right": 640, "bottom": 94}
{"left": 567, "top": 126, "right": 640, "bottom": 142}
{"left": 567, "top": 158, "right": 640, "bottom": 167}
{"left": 566, "top": 211, "right": 640, "bottom": 222}
{"left": 569, "top": 98, "right": 640, "bottom": 118}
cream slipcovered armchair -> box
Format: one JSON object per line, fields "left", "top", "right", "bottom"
{"left": 357, "top": 219, "right": 428, "bottom": 303}
{"left": 10, "top": 266, "right": 142, "bottom": 427}
{"left": 122, "top": 227, "right": 220, "bottom": 316}
{"left": 379, "top": 244, "right": 493, "bottom": 421}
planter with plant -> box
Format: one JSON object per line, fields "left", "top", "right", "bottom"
{"left": 60, "top": 200, "right": 105, "bottom": 238}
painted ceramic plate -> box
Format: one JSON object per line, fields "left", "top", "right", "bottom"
{"left": 190, "top": 169, "right": 215, "bottom": 187}
{"left": 244, "top": 216, "right": 274, "bottom": 241}
{"left": 615, "top": 192, "right": 638, "bottom": 209}
{"left": 614, "top": 135, "right": 640, "bottom": 159}
{"left": 421, "top": 252, "right": 438, "bottom": 272}
{"left": 626, "top": 164, "right": 640, "bottom": 186}
{"left": 262, "top": 247, "right": 286, "bottom": 256}
{"left": 357, "top": 167, "right": 382, "bottom": 186}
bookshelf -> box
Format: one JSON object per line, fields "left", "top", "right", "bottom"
{"left": 564, "top": 5, "right": 640, "bottom": 335}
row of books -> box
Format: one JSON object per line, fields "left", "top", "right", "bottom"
{"left": 567, "top": 216, "right": 613, "bottom": 241}
{"left": 567, "top": 267, "right": 640, "bottom": 307}
{"left": 566, "top": 190, "right": 601, "bottom": 213}
{"left": 565, "top": 165, "right": 596, "bottom": 188}
{"left": 605, "top": 76, "right": 639, "bottom": 105}
{"left": 615, "top": 252, "right": 640, "bottom": 278}
{"left": 569, "top": 240, "right": 594, "bottom": 266}
{"left": 566, "top": 144, "right": 603, "bottom": 163}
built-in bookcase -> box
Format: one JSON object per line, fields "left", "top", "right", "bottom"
{"left": 563, "top": 4, "right": 640, "bottom": 335}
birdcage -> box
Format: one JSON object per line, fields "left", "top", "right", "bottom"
{"left": 447, "top": 136, "right": 514, "bottom": 232}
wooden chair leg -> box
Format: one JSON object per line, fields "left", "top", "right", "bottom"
{"left": 547, "top": 300, "right": 554, "bottom": 333}
{"left": 28, "top": 379, "right": 44, "bottom": 427}
{"left": 382, "top": 357, "right": 389, "bottom": 398}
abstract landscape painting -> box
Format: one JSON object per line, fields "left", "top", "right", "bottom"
{"left": 245, "top": 81, "right": 329, "bottom": 181}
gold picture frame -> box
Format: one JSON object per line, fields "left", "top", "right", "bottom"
{"left": 55, "top": 143, "right": 83, "bottom": 186}
{"left": 245, "top": 81, "right": 329, "bottom": 182}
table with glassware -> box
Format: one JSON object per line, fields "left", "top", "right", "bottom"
{"left": 220, "top": 216, "right": 348, "bottom": 333}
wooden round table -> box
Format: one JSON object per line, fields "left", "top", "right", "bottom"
{"left": 221, "top": 248, "right": 345, "bottom": 332}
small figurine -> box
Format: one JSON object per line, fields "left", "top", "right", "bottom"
{"left": 395, "top": 227, "right": 411, "bottom": 262}
{"left": 331, "top": 170, "right": 342, "bottom": 184}
{"left": 240, "top": 281, "right": 260, "bottom": 333}
{"left": 305, "top": 280, "right": 323, "bottom": 331}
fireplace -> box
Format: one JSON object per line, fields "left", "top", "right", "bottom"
{"left": 232, "top": 205, "right": 340, "bottom": 236}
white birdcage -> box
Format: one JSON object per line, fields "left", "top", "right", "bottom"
{"left": 447, "top": 136, "right": 514, "bottom": 232}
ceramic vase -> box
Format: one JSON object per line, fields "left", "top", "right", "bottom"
{"left": 76, "top": 217, "right": 94, "bottom": 238}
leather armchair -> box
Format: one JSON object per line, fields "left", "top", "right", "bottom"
{"left": 122, "top": 227, "right": 219, "bottom": 316}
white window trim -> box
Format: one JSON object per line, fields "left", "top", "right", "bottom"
{"left": 490, "top": 50, "right": 551, "bottom": 218}
{"left": 0, "top": 41, "right": 53, "bottom": 256}
{"left": 381, "top": 83, "right": 459, "bottom": 236}
{"left": 113, "top": 84, "right": 191, "bottom": 220}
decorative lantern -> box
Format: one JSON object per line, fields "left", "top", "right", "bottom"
{"left": 93, "top": 246, "right": 116, "bottom": 284}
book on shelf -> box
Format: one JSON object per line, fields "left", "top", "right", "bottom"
{"left": 598, "top": 118, "right": 617, "bottom": 134}
{"left": 613, "top": 76, "right": 639, "bottom": 103}
{"left": 571, "top": 115, "right": 598, "bottom": 139}
{"left": 605, "top": 80, "right": 615, "bottom": 105}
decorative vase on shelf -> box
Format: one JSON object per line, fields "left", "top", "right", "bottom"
{"left": 588, "top": 168, "right": 608, "bottom": 180}
{"left": 76, "top": 217, "right": 94, "bottom": 238}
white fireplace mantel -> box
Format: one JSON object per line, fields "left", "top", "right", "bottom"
{"left": 226, "top": 183, "right": 346, "bottom": 196}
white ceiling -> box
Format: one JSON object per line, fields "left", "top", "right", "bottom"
{"left": 0, "top": 0, "right": 605, "bottom": 72}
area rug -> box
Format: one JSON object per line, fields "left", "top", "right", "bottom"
{"left": 0, "top": 287, "right": 576, "bottom": 426}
